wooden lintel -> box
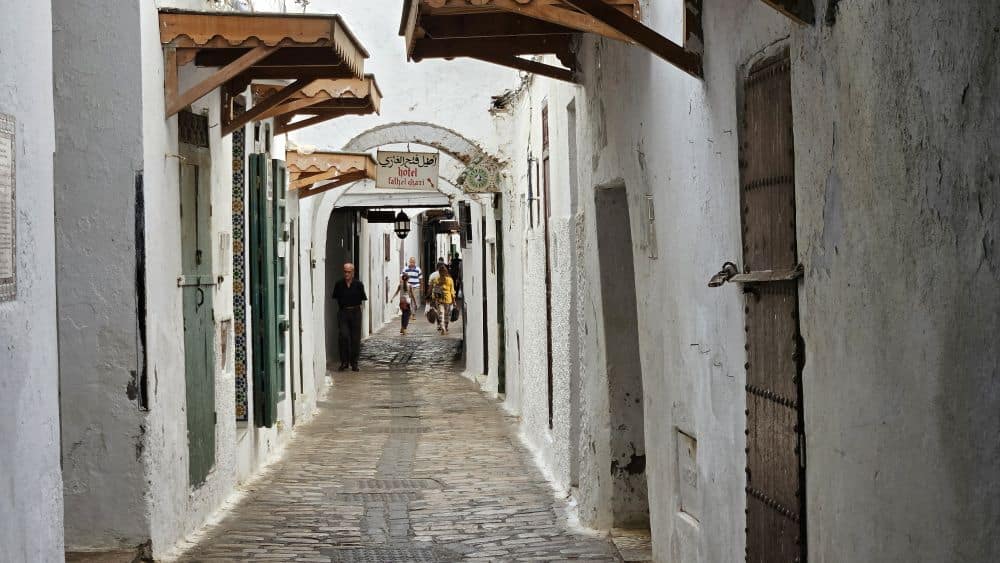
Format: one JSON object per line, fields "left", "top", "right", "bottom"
{"left": 290, "top": 168, "right": 340, "bottom": 191}
{"left": 759, "top": 0, "right": 815, "bottom": 25}
{"left": 166, "top": 44, "right": 280, "bottom": 118}
{"left": 483, "top": 0, "right": 634, "bottom": 44}
{"left": 221, "top": 78, "right": 311, "bottom": 137}
{"left": 411, "top": 36, "right": 572, "bottom": 60}
{"left": 177, "top": 48, "right": 199, "bottom": 67}
{"left": 255, "top": 92, "right": 333, "bottom": 122}
{"left": 421, "top": 12, "right": 575, "bottom": 39}
{"left": 275, "top": 113, "right": 343, "bottom": 135}
{"left": 470, "top": 55, "right": 578, "bottom": 83}
{"left": 164, "top": 47, "right": 178, "bottom": 112}
{"left": 297, "top": 172, "right": 368, "bottom": 199}
{"left": 562, "top": 0, "right": 702, "bottom": 78}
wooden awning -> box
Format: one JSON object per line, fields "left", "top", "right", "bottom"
{"left": 399, "top": 0, "right": 704, "bottom": 81}
{"left": 159, "top": 9, "right": 369, "bottom": 133}
{"left": 286, "top": 150, "right": 377, "bottom": 200}
{"left": 252, "top": 75, "right": 383, "bottom": 136}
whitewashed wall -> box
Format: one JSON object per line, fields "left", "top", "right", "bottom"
{"left": 0, "top": 1, "right": 64, "bottom": 561}
{"left": 493, "top": 1, "right": 1000, "bottom": 562}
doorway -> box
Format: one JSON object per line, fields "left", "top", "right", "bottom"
{"left": 178, "top": 127, "right": 216, "bottom": 488}
{"left": 740, "top": 51, "right": 807, "bottom": 562}
{"left": 324, "top": 208, "right": 356, "bottom": 369}
{"left": 594, "top": 184, "right": 648, "bottom": 527}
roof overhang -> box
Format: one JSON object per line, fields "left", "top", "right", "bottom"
{"left": 253, "top": 75, "right": 383, "bottom": 136}
{"left": 286, "top": 150, "right": 377, "bottom": 200}
{"left": 159, "top": 9, "right": 369, "bottom": 134}
{"left": 399, "top": 0, "right": 703, "bottom": 82}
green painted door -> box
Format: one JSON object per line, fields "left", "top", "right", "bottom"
{"left": 250, "top": 153, "right": 278, "bottom": 427}
{"left": 180, "top": 143, "right": 216, "bottom": 487}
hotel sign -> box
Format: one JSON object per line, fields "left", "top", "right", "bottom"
{"left": 375, "top": 150, "right": 439, "bottom": 190}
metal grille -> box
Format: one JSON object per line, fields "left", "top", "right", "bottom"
{"left": 178, "top": 110, "right": 209, "bottom": 148}
{"left": 740, "top": 51, "right": 807, "bottom": 563}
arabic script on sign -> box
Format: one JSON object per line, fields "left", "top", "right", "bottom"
{"left": 375, "top": 150, "right": 440, "bottom": 190}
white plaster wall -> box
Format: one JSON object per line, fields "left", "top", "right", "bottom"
{"left": 54, "top": 0, "right": 151, "bottom": 550}
{"left": 139, "top": 2, "right": 245, "bottom": 553}
{"left": 494, "top": 2, "right": 1000, "bottom": 562}
{"left": 0, "top": 1, "right": 64, "bottom": 560}
{"left": 793, "top": 3, "right": 1000, "bottom": 561}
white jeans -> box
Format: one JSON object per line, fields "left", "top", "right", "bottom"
{"left": 436, "top": 302, "right": 452, "bottom": 329}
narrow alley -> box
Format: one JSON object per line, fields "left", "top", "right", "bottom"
{"left": 176, "top": 319, "right": 625, "bottom": 562}
{"left": 3, "top": 1, "right": 999, "bottom": 562}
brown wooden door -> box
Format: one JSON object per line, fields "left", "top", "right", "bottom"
{"left": 740, "top": 52, "right": 807, "bottom": 563}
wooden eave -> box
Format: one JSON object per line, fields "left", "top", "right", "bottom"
{"left": 250, "top": 75, "right": 382, "bottom": 136}
{"left": 286, "top": 151, "right": 377, "bottom": 199}
{"left": 159, "top": 9, "right": 369, "bottom": 134}
{"left": 399, "top": 0, "right": 704, "bottom": 81}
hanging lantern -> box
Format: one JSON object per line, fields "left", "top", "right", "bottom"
{"left": 394, "top": 210, "right": 411, "bottom": 239}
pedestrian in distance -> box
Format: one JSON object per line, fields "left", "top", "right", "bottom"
{"left": 390, "top": 273, "right": 416, "bottom": 335}
{"left": 430, "top": 263, "right": 455, "bottom": 334}
{"left": 425, "top": 256, "right": 446, "bottom": 301}
{"left": 402, "top": 256, "right": 423, "bottom": 307}
{"left": 332, "top": 262, "right": 367, "bottom": 372}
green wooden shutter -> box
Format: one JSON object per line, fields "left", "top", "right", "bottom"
{"left": 250, "top": 153, "right": 279, "bottom": 427}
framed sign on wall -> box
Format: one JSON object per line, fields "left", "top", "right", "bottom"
{"left": 0, "top": 113, "right": 15, "bottom": 302}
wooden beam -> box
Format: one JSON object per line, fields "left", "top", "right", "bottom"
{"left": 241, "top": 66, "right": 355, "bottom": 80}
{"left": 470, "top": 55, "right": 578, "bottom": 83}
{"left": 275, "top": 113, "right": 343, "bottom": 135}
{"left": 759, "top": 0, "right": 815, "bottom": 25}
{"left": 221, "top": 78, "right": 311, "bottom": 136}
{"left": 166, "top": 44, "right": 279, "bottom": 118}
{"left": 412, "top": 36, "right": 572, "bottom": 60}
{"left": 255, "top": 92, "right": 333, "bottom": 121}
{"left": 290, "top": 168, "right": 341, "bottom": 190}
{"left": 164, "top": 47, "right": 178, "bottom": 112}
{"left": 421, "top": 13, "right": 575, "bottom": 38}
{"left": 562, "top": 0, "right": 702, "bottom": 78}
{"left": 297, "top": 171, "right": 369, "bottom": 199}
{"left": 194, "top": 47, "right": 344, "bottom": 68}
{"left": 480, "top": 0, "right": 633, "bottom": 44}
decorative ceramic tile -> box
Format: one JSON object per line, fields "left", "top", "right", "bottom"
{"left": 232, "top": 124, "right": 249, "bottom": 422}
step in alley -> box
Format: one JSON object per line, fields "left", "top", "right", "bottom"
{"left": 176, "top": 319, "right": 625, "bottom": 562}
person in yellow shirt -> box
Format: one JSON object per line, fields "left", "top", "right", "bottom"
{"left": 430, "top": 263, "right": 455, "bottom": 334}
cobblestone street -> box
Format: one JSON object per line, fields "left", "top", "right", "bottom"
{"left": 178, "top": 316, "right": 623, "bottom": 562}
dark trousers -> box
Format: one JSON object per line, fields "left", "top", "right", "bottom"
{"left": 401, "top": 307, "right": 412, "bottom": 329}
{"left": 338, "top": 307, "right": 362, "bottom": 366}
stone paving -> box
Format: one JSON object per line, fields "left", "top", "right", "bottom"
{"left": 178, "top": 317, "right": 622, "bottom": 562}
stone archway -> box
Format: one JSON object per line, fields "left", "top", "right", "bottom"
{"left": 305, "top": 121, "right": 504, "bottom": 386}
{"left": 342, "top": 121, "right": 492, "bottom": 164}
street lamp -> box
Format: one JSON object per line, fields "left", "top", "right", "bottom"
{"left": 394, "top": 210, "right": 411, "bottom": 239}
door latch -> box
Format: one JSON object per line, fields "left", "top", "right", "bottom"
{"left": 708, "top": 261, "right": 739, "bottom": 287}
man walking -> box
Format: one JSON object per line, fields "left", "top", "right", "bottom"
{"left": 402, "top": 257, "right": 423, "bottom": 307}
{"left": 332, "top": 262, "right": 367, "bottom": 372}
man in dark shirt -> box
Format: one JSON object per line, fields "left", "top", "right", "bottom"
{"left": 332, "top": 262, "right": 367, "bottom": 371}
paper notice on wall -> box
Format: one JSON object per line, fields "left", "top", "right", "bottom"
{"left": 0, "top": 113, "right": 15, "bottom": 301}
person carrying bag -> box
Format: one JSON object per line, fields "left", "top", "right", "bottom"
{"left": 430, "top": 264, "right": 456, "bottom": 334}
